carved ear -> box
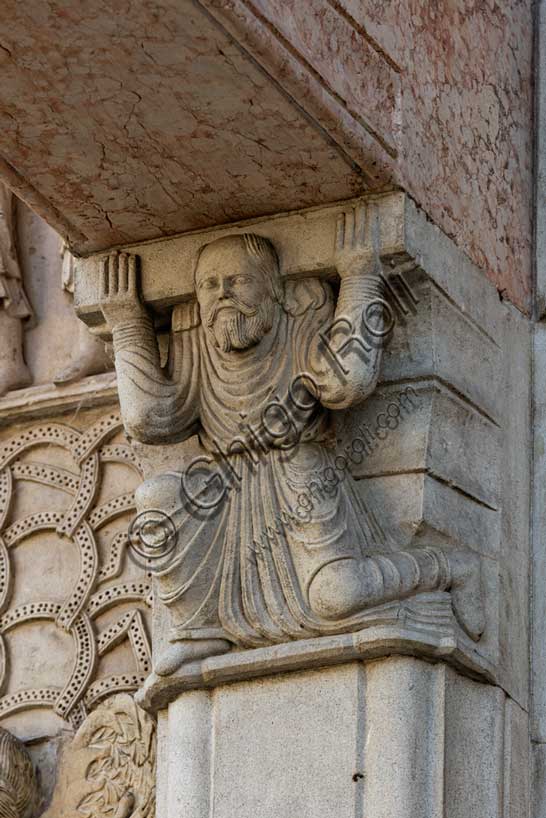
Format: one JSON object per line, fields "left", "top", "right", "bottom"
{"left": 171, "top": 300, "right": 201, "bottom": 331}
{"left": 282, "top": 278, "right": 330, "bottom": 316}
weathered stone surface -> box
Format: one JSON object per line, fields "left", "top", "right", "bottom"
{"left": 497, "top": 308, "right": 531, "bottom": 710}
{"left": 533, "top": 323, "right": 546, "bottom": 743}
{"left": 0, "top": 372, "right": 119, "bottom": 428}
{"left": 444, "top": 668, "right": 504, "bottom": 818}
{"left": 536, "top": 0, "right": 546, "bottom": 319}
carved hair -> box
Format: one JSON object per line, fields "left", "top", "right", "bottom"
{"left": 195, "top": 233, "right": 284, "bottom": 304}
{"left": 0, "top": 728, "right": 37, "bottom": 818}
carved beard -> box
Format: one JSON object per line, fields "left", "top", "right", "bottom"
{"left": 206, "top": 297, "right": 276, "bottom": 352}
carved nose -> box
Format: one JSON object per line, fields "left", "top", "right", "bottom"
{"left": 219, "top": 278, "right": 232, "bottom": 298}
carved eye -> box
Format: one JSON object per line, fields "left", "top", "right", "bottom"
{"left": 199, "top": 278, "right": 217, "bottom": 291}
{"left": 234, "top": 275, "right": 251, "bottom": 284}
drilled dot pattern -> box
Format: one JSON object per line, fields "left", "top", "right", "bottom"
{"left": 57, "top": 454, "right": 100, "bottom": 536}
{"left": 68, "top": 700, "right": 88, "bottom": 729}
{"left": 88, "top": 492, "right": 135, "bottom": 529}
{"left": 96, "top": 609, "right": 151, "bottom": 674}
{"left": 55, "top": 614, "right": 96, "bottom": 718}
{"left": 0, "top": 416, "right": 151, "bottom": 725}
{"left": 88, "top": 582, "right": 152, "bottom": 617}
{"left": 73, "top": 413, "right": 122, "bottom": 463}
{"left": 4, "top": 511, "right": 63, "bottom": 547}
{"left": 0, "top": 538, "right": 10, "bottom": 615}
{"left": 0, "top": 470, "right": 12, "bottom": 529}
{"left": 56, "top": 524, "right": 98, "bottom": 630}
{"left": 12, "top": 461, "right": 79, "bottom": 494}
{"left": 0, "top": 424, "right": 80, "bottom": 468}
{"left": 98, "top": 532, "right": 129, "bottom": 584}
{"left": 84, "top": 674, "right": 147, "bottom": 709}
{"left": 0, "top": 688, "right": 60, "bottom": 716}
{"left": 97, "top": 610, "right": 135, "bottom": 654}
{"left": 128, "top": 610, "right": 152, "bottom": 673}
{"left": 0, "top": 601, "right": 61, "bottom": 633}
{"left": 99, "top": 444, "right": 142, "bottom": 473}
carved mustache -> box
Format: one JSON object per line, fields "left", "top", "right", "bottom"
{"left": 206, "top": 297, "right": 258, "bottom": 327}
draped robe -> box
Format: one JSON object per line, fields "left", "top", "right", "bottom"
{"left": 116, "top": 279, "right": 391, "bottom": 647}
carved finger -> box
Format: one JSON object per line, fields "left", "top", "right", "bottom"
{"left": 128, "top": 254, "right": 137, "bottom": 295}
{"left": 356, "top": 204, "right": 367, "bottom": 246}
{"left": 99, "top": 257, "right": 108, "bottom": 298}
{"left": 345, "top": 208, "right": 355, "bottom": 247}
{"left": 118, "top": 253, "right": 129, "bottom": 292}
{"left": 109, "top": 252, "right": 119, "bottom": 294}
{"left": 335, "top": 212, "right": 345, "bottom": 251}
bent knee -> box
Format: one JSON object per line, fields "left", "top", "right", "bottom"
{"left": 308, "top": 559, "right": 364, "bottom": 620}
{"left": 135, "top": 473, "right": 182, "bottom": 515}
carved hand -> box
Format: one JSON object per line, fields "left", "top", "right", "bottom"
{"left": 99, "top": 252, "right": 149, "bottom": 331}
{"left": 334, "top": 205, "right": 376, "bottom": 279}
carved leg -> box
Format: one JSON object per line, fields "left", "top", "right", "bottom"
{"left": 134, "top": 473, "right": 231, "bottom": 687}
{"left": 307, "top": 547, "right": 485, "bottom": 641}
{"left": 53, "top": 321, "right": 111, "bottom": 384}
{"left": 0, "top": 314, "right": 31, "bottom": 397}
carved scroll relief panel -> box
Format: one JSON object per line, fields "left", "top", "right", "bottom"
{"left": 0, "top": 406, "right": 152, "bottom": 740}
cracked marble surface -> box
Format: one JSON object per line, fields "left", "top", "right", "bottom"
{"left": 0, "top": 0, "right": 534, "bottom": 310}
{"left": 0, "top": 0, "right": 368, "bottom": 253}
{"left": 340, "top": 0, "right": 534, "bottom": 311}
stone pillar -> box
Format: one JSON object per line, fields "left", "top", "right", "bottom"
{"left": 159, "top": 657, "right": 522, "bottom": 818}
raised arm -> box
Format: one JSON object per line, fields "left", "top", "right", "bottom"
{"left": 308, "top": 206, "right": 386, "bottom": 409}
{"left": 99, "top": 252, "right": 199, "bottom": 443}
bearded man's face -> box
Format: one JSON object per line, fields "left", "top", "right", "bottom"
{"left": 195, "top": 240, "right": 276, "bottom": 352}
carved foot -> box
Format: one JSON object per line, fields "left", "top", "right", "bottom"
{"left": 449, "top": 550, "right": 486, "bottom": 642}
{"left": 135, "top": 639, "right": 232, "bottom": 713}
{"left": 154, "top": 638, "right": 231, "bottom": 676}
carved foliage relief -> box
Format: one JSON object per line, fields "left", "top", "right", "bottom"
{"left": 0, "top": 410, "right": 151, "bottom": 731}
{"left": 43, "top": 694, "right": 156, "bottom": 818}
{"left": 0, "top": 726, "right": 38, "bottom": 818}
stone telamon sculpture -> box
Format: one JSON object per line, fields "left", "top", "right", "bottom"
{"left": 0, "top": 727, "right": 38, "bottom": 818}
{"left": 99, "top": 205, "right": 485, "bottom": 697}
{"left": 53, "top": 240, "right": 112, "bottom": 385}
{"left": 0, "top": 185, "right": 32, "bottom": 398}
